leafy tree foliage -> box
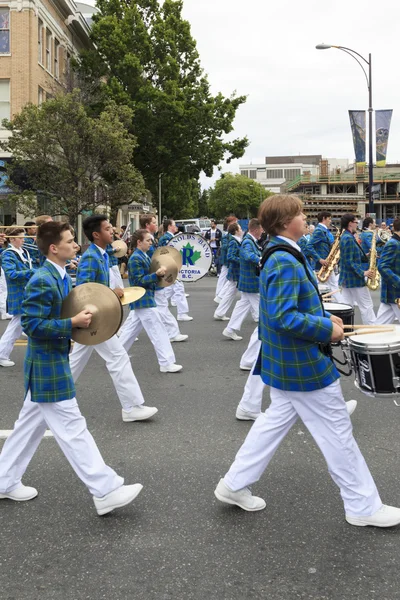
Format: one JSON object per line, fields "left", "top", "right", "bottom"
{"left": 208, "top": 173, "right": 271, "bottom": 219}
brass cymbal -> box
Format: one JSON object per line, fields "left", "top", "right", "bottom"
{"left": 120, "top": 286, "right": 146, "bottom": 306}
{"left": 61, "top": 283, "right": 123, "bottom": 345}
{"left": 153, "top": 246, "right": 182, "bottom": 270}
{"left": 111, "top": 239, "right": 128, "bottom": 258}
{"left": 150, "top": 254, "right": 178, "bottom": 288}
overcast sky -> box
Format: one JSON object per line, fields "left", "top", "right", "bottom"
{"left": 178, "top": 0, "right": 400, "bottom": 188}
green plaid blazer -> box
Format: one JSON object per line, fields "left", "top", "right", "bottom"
{"left": 218, "top": 233, "right": 230, "bottom": 267}
{"left": 339, "top": 230, "right": 368, "bottom": 288}
{"left": 21, "top": 261, "right": 74, "bottom": 403}
{"left": 128, "top": 249, "right": 158, "bottom": 309}
{"left": 227, "top": 236, "right": 241, "bottom": 282}
{"left": 306, "top": 223, "right": 334, "bottom": 263}
{"left": 76, "top": 243, "right": 109, "bottom": 287}
{"left": 23, "top": 236, "right": 42, "bottom": 269}
{"left": 237, "top": 233, "right": 261, "bottom": 294}
{"left": 378, "top": 234, "right": 400, "bottom": 304}
{"left": 1, "top": 247, "right": 35, "bottom": 315}
{"left": 158, "top": 232, "right": 173, "bottom": 247}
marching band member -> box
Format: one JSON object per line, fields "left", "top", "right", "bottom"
{"left": 69, "top": 215, "right": 157, "bottom": 422}
{"left": 222, "top": 218, "right": 262, "bottom": 341}
{"left": 23, "top": 221, "right": 41, "bottom": 269}
{"left": 118, "top": 229, "right": 183, "bottom": 373}
{"left": 0, "top": 231, "right": 12, "bottom": 320}
{"left": 213, "top": 222, "right": 242, "bottom": 321}
{"left": 139, "top": 213, "right": 158, "bottom": 258}
{"left": 0, "top": 227, "right": 34, "bottom": 367}
{"left": 360, "top": 217, "right": 384, "bottom": 256}
{"left": 306, "top": 211, "right": 342, "bottom": 301}
{"left": 214, "top": 194, "right": 400, "bottom": 528}
{"left": 376, "top": 217, "right": 400, "bottom": 324}
{"left": 0, "top": 221, "right": 143, "bottom": 515}
{"left": 298, "top": 229, "right": 316, "bottom": 269}
{"left": 339, "top": 213, "right": 376, "bottom": 326}
{"left": 214, "top": 216, "right": 238, "bottom": 303}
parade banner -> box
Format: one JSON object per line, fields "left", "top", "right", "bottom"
{"left": 168, "top": 233, "right": 212, "bottom": 282}
{"left": 349, "top": 111, "right": 366, "bottom": 167}
{"left": 376, "top": 109, "right": 393, "bottom": 167}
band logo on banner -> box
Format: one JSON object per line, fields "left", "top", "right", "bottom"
{"left": 349, "top": 111, "right": 366, "bottom": 167}
{"left": 376, "top": 109, "right": 393, "bottom": 167}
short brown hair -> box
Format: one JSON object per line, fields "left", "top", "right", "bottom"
{"left": 228, "top": 222, "right": 240, "bottom": 235}
{"left": 5, "top": 227, "right": 25, "bottom": 242}
{"left": 131, "top": 229, "right": 151, "bottom": 249}
{"left": 36, "top": 222, "right": 73, "bottom": 255}
{"left": 258, "top": 194, "right": 303, "bottom": 235}
{"left": 248, "top": 218, "right": 261, "bottom": 232}
{"left": 139, "top": 213, "right": 156, "bottom": 229}
{"left": 35, "top": 215, "right": 52, "bottom": 226}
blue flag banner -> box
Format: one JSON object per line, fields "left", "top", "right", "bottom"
{"left": 349, "top": 111, "right": 366, "bottom": 167}
{"left": 376, "top": 109, "right": 393, "bottom": 167}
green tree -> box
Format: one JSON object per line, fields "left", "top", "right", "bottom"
{"left": 78, "top": 0, "right": 248, "bottom": 209}
{"left": 208, "top": 173, "right": 270, "bottom": 219}
{"left": 160, "top": 175, "right": 200, "bottom": 219}
{"left": 0, "top": 90, "right": 145, "bottom": 226}
{"left": 198, "top": 189, "right": 209, "bottom": 217}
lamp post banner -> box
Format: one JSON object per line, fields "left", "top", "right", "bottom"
{"left": 376, "top": 109, "right": 393, "bottom": 167}
{"left": 349, "top": 110, "right": 366, "bottom": 167}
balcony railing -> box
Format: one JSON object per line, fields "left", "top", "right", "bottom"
{"left": 286, "top": 170, "right": 400, "bottom": 191}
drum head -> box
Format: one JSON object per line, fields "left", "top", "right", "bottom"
{"left": 167, "top": 233, "right": 212, "bottom": 282}
{"left": 323, "top": 302, "right": 353, "bottom": 312}
{"left": 348, "top": 324, "right": 400, "bottom": 352}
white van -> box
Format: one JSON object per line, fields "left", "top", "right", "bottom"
{"left": 175, "top": 218, "right": 212, "bottom": 234}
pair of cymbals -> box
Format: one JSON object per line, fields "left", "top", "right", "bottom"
{"left": 111, "top": 239, "right": 128, "bottom": 258}
{"left": 150, "top": 247, "right": 182, "bottom": 288}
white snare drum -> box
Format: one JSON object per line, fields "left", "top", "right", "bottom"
{"left": 323, "top": 302, "right": 354, "bottom": 327}
{"left": 347, "top": 326, "right": 400, "bottom": 397}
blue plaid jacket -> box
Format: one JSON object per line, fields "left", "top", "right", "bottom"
{"left": 360, "top": 230, "right": 384, "bottom": 257}
{"left": 378, "top": 235, "right": 400, "bottom": 304}
{"left": 298, "top": 236, "right": 316, "bottom": 270}
{"left": 1, "top": 248, "right": 34, "bottom": 314}
{"left": 23, "top": 236, "right": 42, "bottom": 269}
{"left": 237, "top": 233, "right": 261, "bottom": 294}
{"left": 218, "top": 233, "right": 230, "bottom": 267}
{"left": 158, "top": 232, "right": 173, "bottom": 247}
{"left": 76, "top": 243, "right": 109, "bottom": 287}
{"left": 21, "top": 261, "right": 74, "bottom": 403}
{"left": 106, "top": 243, "right": 119, "bottom": 267}
{"left": 255, "top": 236, "right": 338, "bottom": 392}
{"left": 306, "top": 224, "right": 333, "bottom": 263}
{"left": 147, "top": 243, "right": 156, "bottom": 259}
{"left": 127, "top": 249, "right": 158, "bottom": 309}
{"left": 339, "top": 230, "right": 368, "bottom": 288}
{"left": 227, "top": 236, "right": 241, "bottom": 282}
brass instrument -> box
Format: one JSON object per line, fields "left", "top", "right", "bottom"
{"left": 317, "top": 227, "right": 342, "bottom": 283}
{"left": 366, "top": 231, "right": 380, "bottom": 291}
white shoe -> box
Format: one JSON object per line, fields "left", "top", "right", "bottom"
{"left": 236, "top": 407, "right": 261, "bottom": 421}
{"left": 223, "top": 328, "right": 243, "bottom": 341}
{"left": 240, "top": 363, "right": 252, "bottom": 371}
{"left": 346, "top": 400, "right": 357, "bottom": 416}
{"left": 214, "top": 313, "right": 229, "bottom": 321}
{"left": 213, "top": 297, "right": 221, "bottom": 304}
{"left": 170, "top": 334, "right": 189, "bottom": 342}
{"left": 122, "top": 405, "right": 158, "bottom": 422}
{"left": 93, "top": 484, "right": 143, "bottom": 516}
{"left": 214, "top": 479, "right": 266, "bottom": 511}
{"left": 177, "top": 314, "right": 193, "bottom": 321}
{"left": 0, "top": 484, "right": 38, "bottom": 501}
{"left": 0, "top": 313, "right": 12, "bottom": 320}
{"left": 0, "top": 358, "right": 15, "bottom": 367}
{"left": 160, "top": 363, "right": 183, "bottom": 373}
{"left": 170, "top": 300, "right": 177, "bottom": 307}
{"left": 185, "top": 293, "right": 190, "bottom": 298}
{"left": 346, "top": 504, "right": 400, "bottom": 528}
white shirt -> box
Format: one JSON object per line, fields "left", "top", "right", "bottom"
{"left": 46, "top": 258, "right": 67, "bottom": 279}
{"left": 94, "top": 244, "right": 106, "bottom": 257}
{"left": 210, "top": 229, "right": 217, "bottom": 248}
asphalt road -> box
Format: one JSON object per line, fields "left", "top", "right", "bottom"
{"left": 1, "top": 279, "right": 400, "bottom": 600}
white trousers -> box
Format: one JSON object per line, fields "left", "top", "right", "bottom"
{"left": 240, "top": 326, "right": 261, "bottom": 368}
{"left": 0, "top": 315, "right": 22, "bottom": 360}
{"left": 165, "top": 281, "right": 188, "bottom": 316}
{"left": 215, "top": 280, "right": 238, "bottom": 317}
{"left": 376, "top": 302, "right": 400, "bottom": 324}
{"left": 154, "top": 289, "right": 180, "bottom": 339}
{"left": 69, "top": 335, "right": 145, "bottom": 411}
{"left": 109, "top": 265, "right": 124, "bottom": 290}
{"left": 238, "top": 362, "right": 266, "bottom": 414}
{"left": 325, "top": 271, "right": 344, "bottom": 302}
{"left": 216, "top": 265, "right": 228, "bottom": 298}
{"left": 341, "top": 287, "right": 376, "bottom": 325}
{"left": 118, "top": 308, "right": 175, "bottom": 367}
{"left": 224, "top": 379, "right": 382, "bottom": 517}
{"left": 0, "top": 267, "right": 7, "bottom": 315}
{"left": 227, "top": 292, "right": 259, "bottom": 332}
{"left": 0, "top": 392, "right": 123, "bottom": 497}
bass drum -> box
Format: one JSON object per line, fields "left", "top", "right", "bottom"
{"left": 168, "top": 233, "right": 212, "bottom": 282}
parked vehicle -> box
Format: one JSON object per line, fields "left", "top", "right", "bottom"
{"left": 175, "top": 218, "right": 211, "bottom": 234}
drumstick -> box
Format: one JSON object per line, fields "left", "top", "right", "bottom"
{"left": 322, "top": 290, "right": 339, "bottom": 298}
{"left": 343, "top": 324, "right": 395, "bottom": 329}
{"left": 343, "top": 328, "right": 395, "bottom": 337}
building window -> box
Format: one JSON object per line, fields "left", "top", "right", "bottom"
{"left": 284, "top": 168, "right": 301, "bottom": 181}
{"left": 240, "top": 170, "right": 248, "bottom": 177}
{"left": 54, "top": 39, "right": 59, "bottom": 78}
{"left": 0, "top": 80, "right": 10, "bottom": 126}
{"left": 0, "top": 8, "right": 10, "bottom": 54}
{"left": 266, "top": 169, "right": 283, "bottom": 179}
{"left": 249, "top": 170, "right": 257, "bottom": 180}
{"left": 38, "top": 19, "right": 43, "bottom": 63}
{"left": 38, "top": 86, "right": 46, "bottom": 105}
{"left": 46, "top": 29, "right": 52, "bottom": 71}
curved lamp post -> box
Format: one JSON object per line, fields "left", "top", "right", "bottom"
{"left": 316, "top": 43, "right": 374, "bottom": 214}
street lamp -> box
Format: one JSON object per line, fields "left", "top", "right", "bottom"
{"left": 316, "top": 43, "right": 374, "bottom": 214}
{"left": 158, "top": 173, "right": 164, "bottom": 225}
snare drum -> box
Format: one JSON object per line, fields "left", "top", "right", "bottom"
{"left": 323, "top": 302, "right": 354, "bottom": 327}
{"left": 347, "top": 326, "right": 400, "bottom": 397}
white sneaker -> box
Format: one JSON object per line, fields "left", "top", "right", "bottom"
{"left": 240, "top": 363, "right": 252, "bottom": 371}
{"left": 236, "top": 407, "right": 261, "bottom": 421}
{"left": 0, "top": 358, "right": 15, "bottom": 367}
{"left": 122, "top": 405, "right": 158, "bottom": 422}
{"left": 0, "top": 484, "right": 38, "bottom": 501}
{"left": 170, "top": 334, "right": 189, "bottom": 342}
{"left": 160, "top": 363, "right": 183, "bottom": 373}
{"left": 213, "top": 296, "right": 221, "bottom": 304}
{"left": 346, "top": 504, "right": 400, "bottom": 527}
{"left": 223, "top": 328, "right": 243, "bottom": 341}
{"left": 214, "top": 313, "right": 229, "bottom": 321}
{"left": 214, "top": 479, "right": 266, "bottom": 511}
{"left": 177, "top": 314, "right": 193, "bottom": 321}
{"left": 0, "top": 313, "right": 12, "bottom": 320}
{"left": 93, "top": 484, "right": 143, "bottom": 516}
{"left": 346, "top": 400, "right": 357, "bottom": 416}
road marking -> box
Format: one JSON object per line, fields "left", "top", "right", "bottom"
{"left": 0, "top": 430, "right": 54, "bottom": 439}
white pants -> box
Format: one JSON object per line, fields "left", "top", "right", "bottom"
{"left": 240, "top": 326, "right": 261, "bottom": 368}
{"left": 216, "top": 265, "right": 228, "bottom": 298}
{"left": 227, "top": 292, "right": 259, "bottom": 332}
{"left": 154, "top": 289, "right": 180, "bottom": 339}
{"left": 341, "top": 287, "right": 376, "bottom": 325}
{"left": 238, "top": 362, "right": 266, "bottom": 414}
{"left": 0, "top": 267, "right": 7, "bottom": 315}
{"left": 224, "top": 379, "right": 382, "bottom": 517}
{"left": 0, "top": 315, "right": 22, "bottom": 360}
{"left": 376, "top": 302, "right": 400, "bottom": 324}
{"left": 165, "top": 281, "right": 188, "bottom": 317}
{"left": 69, "top": 335, "right": 145, "bottom": 411}
{"left": 118, "top": 308, "right": 176, "bottom": 367}
{"left": 215, "top": 281, "right": 238, "bottom": 317}
{"left": 0, "top": 392, "right": 123, "bottom": 497}
{"left": 325, "top": 271, "right": 344, "bottom": 302}
{"left": 109, "top": 265, "right": 124, "bottom": 290}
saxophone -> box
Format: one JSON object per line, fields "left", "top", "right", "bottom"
{"left": 366, "top": 231, "right": 380, "bottom": 291}
{"left": 317, "top": 228, "right": 342, "bottom": 283}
